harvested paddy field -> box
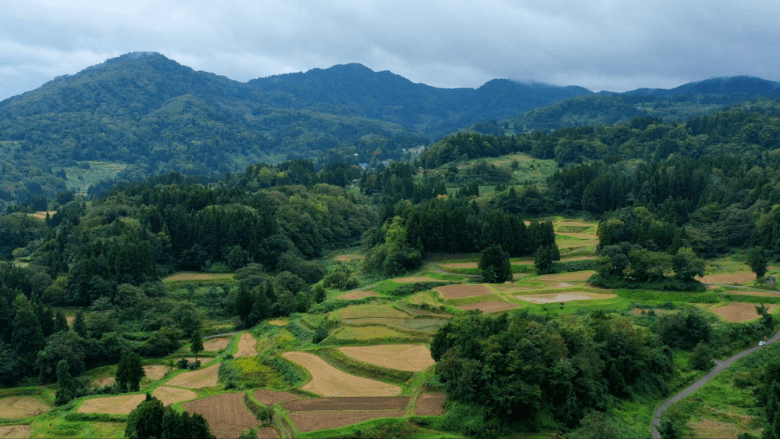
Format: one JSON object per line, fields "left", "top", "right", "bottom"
{"left": 144, "top": 365, "right": 169, "bottom": 380}
{"left": 234, "top": 332, "right": 257, "bottom": 357}
{"left": 151, "top": 386, "right": 197, "bottom": 406}
{"left": 414, "top": 393, "right": 446, "bottom": 416}
{"left": 257, "top": 427, "right": 280, "bottom": 439}
{"left": 92, "top": 377, "right": 115, "bottom": 388}
{"left": 0, "top": 396, "right": 49, "bottom": 419}
{"left": 289, "top": 411, "right": 405, "bottom": 433}
{"left": 516, "top": 292, "right": 617, "bottom": 304}
{"left": 28, "top": 211, "right": 56, "bottom": 219}
{"left": 203, "top": 337, "right": 231, "bottom": 351}
{"left": 163, "top": 272, "right": 234, "bottom": 282}
{"left": 280, "top": 396, "right": 410, "bottom": 411}
{"left": 253, "top": 389, "right": 302, "bottom": 406}
{"left": 0, "top": 425, "right": 29, "bottom": 438}
{"left": 435, "top": 284, "right": 491, "bottom": 299}
{"left": 329, "top": 326, "right": 410, "bottom": 342}
{"left": 457, "top": 301, "right": 521, "bottom": 313}
{"left": 78, "top": 394, "right": 145, "bottom": 415}
{"left": 339, "top": 345, "right": 435, "bottom": 371}
{"left": 722, "top": 290, "right": 780, "bottom": 297}
{"left": 394, "top": 276, "right": 449, "bottom": 283}
{"left": 165, "top": 363, "right": 220, "bottom": 388}
{"left": 698, "top": 272, "right": 756, "bottom": 284}
{"left": 268, "top": 319, "right": 289, "bottom": 326}
{"left": 282, "top": 352, "right": 402, "bottom": 397}
{"left": 535, "top": 271, "right": 596, "bottom": 282}
{"left": 439, "top": 262, "right": 479, "bottom": 269}
{"left": 334, "top": 254, "right": 364, "bottom": 262}
{"left": 711, "top": 303, "right": 779, "bottom": 322}
{"left": 338, "top": 290, "right": 378, "bottom": 300}
{"left": 183, "top": 393, "right": 260, "bottom": 439}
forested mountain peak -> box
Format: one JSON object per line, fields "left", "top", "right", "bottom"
{"left": 624, "top": 76, "right": 780, "bottom": 97}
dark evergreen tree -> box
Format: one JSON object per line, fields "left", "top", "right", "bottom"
{"left": 190, "top": 331, "right": 203, "bottom": 364}
{"left": 55, "top": 359, "right": 75, "bottom": 406}
{"left": 479, "top": 245, "right": 512, "bottom": 283}
{"left": 116, "top": 351, "right": 145, "bottom": 392}
{"left": 11, "top": 294, "right": 45, "bottom": 369}
{"left": 748, "top": 246, "right": 770, "bottom": 279}
{"left": 126, "top": 394, "right": 165, "bottom": 439}
{"left": 73, "top": 310, "right": 88, "bottom": 339}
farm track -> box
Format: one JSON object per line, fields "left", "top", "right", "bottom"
{"left": 651, "top": 327, "right": 780, "bottom": 438}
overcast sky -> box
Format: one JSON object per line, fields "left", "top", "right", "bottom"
{"left": 2, "top": 0, "right": 779, "bottom": 101}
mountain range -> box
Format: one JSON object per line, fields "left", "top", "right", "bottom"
{"left": 1, "top": 51, "right": 779, "bottom": 204}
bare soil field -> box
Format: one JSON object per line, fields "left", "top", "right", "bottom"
{"left": 339, "top": 345, "right": 435, "bottom": 372}
{"left": 280, "top": 397, "right": 410, "bottom": 411}
{"left": 338, "top": 291, "right": 379, "bottom": 300}
{"left": 166, "top": 363, "right": 221, "bottom": 388}
{"left": 711, "top": 303, "right": 779, "bottom": 322}
{"left": 536, "top": 271, "right": 596, "bottom": 282}
{"left": 257, "top": 427, "right": 280, "bottom": 439}
{"left": 457, "top": 301, "right": 521, "bottom": 313}
{"left": 282, "top": 352, "right": 402, "bottom": 397}
{"left": 151, "top": 386, "right": 197, "bottom": 406}
{"left": 235, "top": 332, "right": 257, "bottom": 357}
{"left": 698, "top": 272, "right": 756, "bottom": 284}
{"left": 559, "top": 220, "right": 595, "bottom": 227}
{"left": 414, "top": 393, "right": 446, "bottom": 416}
{"left": 394, "top": 276, "right": 449, "bottom": 283}
{"left": 78, "top": 394, "right": 145, "bottom": 415}
{"left": 516, "top": 292, "right": 617, "bottom": 304}
{"left": 0, "top": 396, "right": 50, "bottom": 418}
{"left": 289, "top": 411, "right": 405, "bottom": 433}
{"left": 439, "top": 262, "right": 479, "bottom": 269}
{"left": 203, "top": 337, "right": 231, "bottom": 351}
{"left": 144, "top": 365, "right": 169, "bottom": 380}
{"left": 163, "top": 272, "right": 234, "bottom": 282}
{"left": 722, "top": 290, "right": 780, "bottom": 297}
{"left": 183, "top": 393, "right": 260, "bottom": 439}
{"left": 435, "top": 284, "right": 491, "bottom": 299}
{"left": 253, "top": 389, "right": 302, "bottom": 406}
{"left": 0, "top": 425, "right": 30, "bottom": 438}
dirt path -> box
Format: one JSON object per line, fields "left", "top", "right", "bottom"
{"left": 651, "top": 327, "right": 780, "bottom": 438}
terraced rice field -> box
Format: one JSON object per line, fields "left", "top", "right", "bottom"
{"left": 268, "top": 319, "right": 289, "bottom": 326}
{"left": 257, "top": 427, "right": 280, "bottom": 438}
{"left": 457, "top": 301, "right": 521, "bottom": 313}
{"left": 711, "top": 303, "right": 779, "bottom": 322}
{"left": 535, "top": 271, "right": 596, "bottom": 282}
{"left": 722, "top": 290, "right": 780, "bottom": 297}
{"left": 698, "top": 272, "right": 757, "bottom": 284}
{"left": 337, "top": 291, "right": 379, "bottom": 300}
{"left": 144, "top": 365, "right": 169, "bottom": 380}
{"left": 414, "top": 393, "right": 446, "bottom": 416}
{"left": 0, "top": 396, "right": 50, "bottom": 418}
{"left": 203, "top": 337, "right": 231, "bottom": 351}
{"left": 151, "top": 386, "right": 197, "bottom": 406}
{"left": 0, "top": 425, "right": 30, "bottom": 438}
{"left": 393, "top": 276, "right": 449, "bottom": 283}
{"left": 235, "top": 332, "right": 257, "bottom": 357}
{"left": 77, "top": 394, "right": 145, "bottom": 415}
{"left": 282, "top": 352, "right": 402, "bottom": 397}
{"left": 516, "top": 292, "right": 617, "bottom": 303}
{"left": 91, "top": 377, "right": 115, "bottom": 388}
{"left": 289, "top": 411, "right": 405, "bottom": 433}
{"left": 339, "top": 345, "right": 435, "bottom": 371}
{"left": 328, "top": 326, "right": 410, "bottom": 342}
{"left": 165, "top": 363, "right": 221, "bottom": 388}
{"left": 280, "top": 397, "right": 410, "bottom": 411}
{"left": 332, "top": 304, "right": 408, "bottom": 321}
{"left": 163, "top": 272, "right": 234, "bottom": 282}
{"left": 435, "top": 284, "right": 491, "bottom": 299}
{"left": 183, "top": 393, "right": 260, "bottom": 439}
{"left": 253, "top": 389, "right": 302, "bottom": 406}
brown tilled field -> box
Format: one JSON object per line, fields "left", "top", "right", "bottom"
{"left": 151, "top": 386, "right": 197, "bottom": 406}
{"left": 698, "top": 272, "right": 757, "bottom": 284}
{"left": 394, "top": 276, "right": 449, "bottom": 283}
{"left": 0, "top": 425, "right": 30, "bottom": 438}
{"left": 282, "top": 352, "right": 402, "bottom": 397}
{"left": 78, "top": 394, "right": 146, "bottom": 415}
{"left": 339, "top": 345, "right": 435, "bottom": 372}
{"left": 457, "top": 301, "right": 521, "bottom": 313}
{"left": 183, "top": 393, "right": 260, "bottom": 439}
{"left": 203, "top": 337, "right": 231, "bottom": 351}
{"left": 414, "top": 393, "right": 446, "bottom": 416}
{"left": 535, "top": 271, "right": 596, "bottom": 282}
{"left": 439, "top": 262, "right": 479, "bottom": 269}
{"left": 253, "top": 389, "right": 302, "bottom": 406}
{"left": 0, "top": 396, "right": 50, "bottom": 418}
{"left": 338, "top": 291, "right": 379, "bottom": 300}
{"left": 257, "top": 427, "right": 280, "bottom": 439}
{"left": 435, "top": 284, "right": 491, "bottom": 299}
{"left": 165, "top": 363, "right": 221, "bottom": 388}
{"left": 280, "top": 397, "right": 410, "bottom": 411}
{"left": 723, "top": 290, "right": 780, "bottom": 297}
{"left": 711, "top": 303, "right": 779, "bottom": 322}
{"left": 516, "top": 292, "right": 617, "bottom": 303}
{"left": 235, "top": 332, "right": 257, "bottom": 357}
{"left": 289, "top": 411, "right": 405, "bottom": 433}
{"left": 144, "top": 365, "right": 169, "bottom": 380}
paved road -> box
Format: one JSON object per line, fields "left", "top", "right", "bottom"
{"left": 651, "top": 327, "right": 780, "bottom": 438}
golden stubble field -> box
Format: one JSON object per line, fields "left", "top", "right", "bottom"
{"left": 0, "top": 396, "right": 50, "bottom": 419}
{"left": 338, "top": 345, "right": 435, "bottom": 371}
{"left": 282, "top": 352, "right": 401, "bottom": 397}
{"left": 165, "top": 363, "right": 221, "bottom": 388}
{"left": 78, "top": 394, "right": 145, "bottom": 415}
{"left": 183, "top": 393, "right": 260, "bottom": 439}
{"left": 234, "top": 332, "right": 257, "bottom": 357}
{"left": 0, "top": 425, "right": 30, "bottom": 438}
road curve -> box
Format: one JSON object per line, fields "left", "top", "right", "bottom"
{"left": 651, "top": 327, "right": 780, "bottom": 438}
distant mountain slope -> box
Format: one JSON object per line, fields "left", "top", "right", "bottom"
{"left": 492, "top": 76, "right": 780, "bottom": 133}
{"left": 249, "top": 64, "right": 592, "bottom": 137}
